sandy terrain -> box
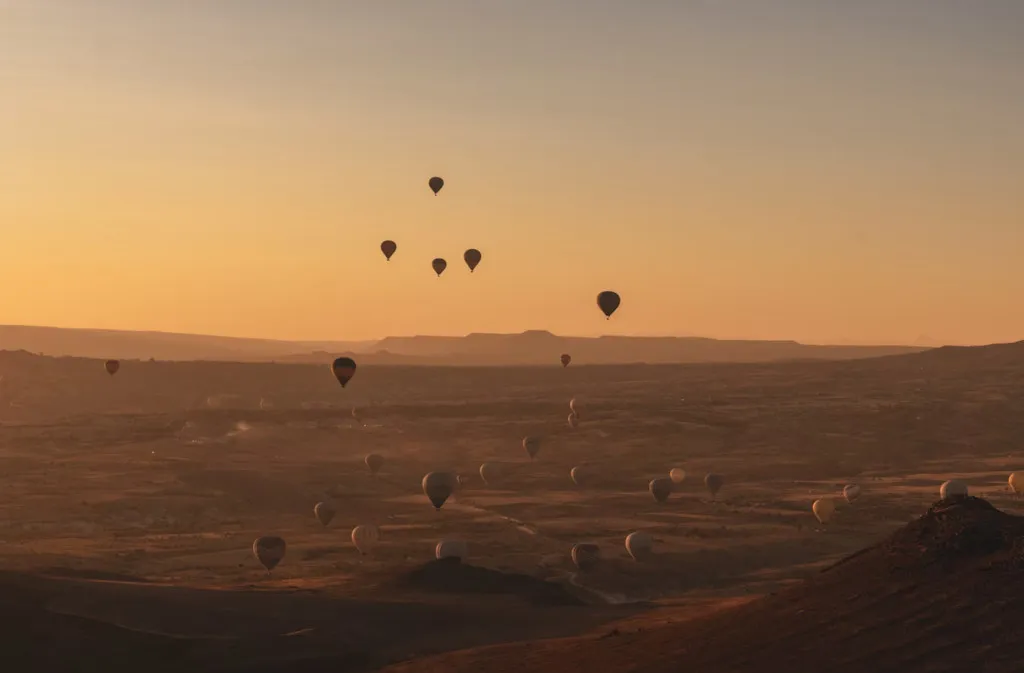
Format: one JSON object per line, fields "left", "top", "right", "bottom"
{"left": 1, "top": 343, "right": 1022, "bottom": 671}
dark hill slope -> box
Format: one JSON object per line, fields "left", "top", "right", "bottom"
{"left": 381, "top": 497, "right": 1024, "bottom": 673}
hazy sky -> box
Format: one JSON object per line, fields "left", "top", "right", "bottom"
{"left": 2, "top": 1, "right": 1022, "bottom": 345}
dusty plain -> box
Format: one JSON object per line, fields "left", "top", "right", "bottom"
{"left": 1, "top": 343, "right": 1023, "bottom": 672}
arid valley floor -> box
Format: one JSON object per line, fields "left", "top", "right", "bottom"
{"left": 2, "top": 344, "right": 1024, "bottom": 672}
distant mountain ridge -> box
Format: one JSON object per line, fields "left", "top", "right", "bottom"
{"left": 0, "top": 324, "right": 928, "bottom": 365}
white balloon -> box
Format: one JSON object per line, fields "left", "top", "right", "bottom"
{"left": 435, "top": 540, "right": 468, "bottom": 561}
{"left": 939, "top": 479, "right": 968, "bottom": 500}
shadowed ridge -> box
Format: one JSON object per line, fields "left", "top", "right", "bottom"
{"left": 391, "top": 557, "right": 583, "bottom": 606}
{"left": 0, "top": 571, "right": 196, "bottom": 673}
{"left": 377, "top": 498, "right": 1024, "bottom": 673}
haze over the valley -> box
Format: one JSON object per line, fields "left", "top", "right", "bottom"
{"left": 0, "top": 324, "right": 928, "bottom": 365}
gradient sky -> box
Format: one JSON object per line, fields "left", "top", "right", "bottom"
{"left": 2, "top": 1, "right": 1022, "bottom": 345}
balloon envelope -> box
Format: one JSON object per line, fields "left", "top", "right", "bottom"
{"left": 252, "top": 536, "right": 286, "bottom": 571}
{"left": 463, "top": 248, "right": 482, "bottom": 272}
{"left": 351, "top": 524, "right": 381, "bottom": 554}
{"left": 571, "top": 543, "right": 601, "bottom": 571}
{"left": 812, "top": 498, "right": 835, "bottom": 524}
{"left": 105, "top": 359, "right": 120, "bottom": 376}
{"left": 940, "top": 479, "right": 968, "bottom": 501}
{"left": 422, "top": 472, "right": 455, "bottom": 510}
{"left": 365, "top": 453, "right": 384, "bottom": 476}
{"left": 523, "top": 436, "right": 541, "bottom": 460}
{"left": 432, "top": 258, "right": 447, "bottom": 277}
{"left": 568, "top": 412, "right": 579, "bottom": 429}
{"left": 313, "top": 502, "right": 335, "bottom": 527}
{"left": 428, "top": 176, "right": 444, "bottom": 195}
{"left": 625, "top": 532, "right": 654, "bottom": 561}
{"left": 649, "top": 477, "right": 673, "bottom": 504}
{"left": 479, "top": 462, "right": 501, "bottom": 486}
{"left": 1010, "top": 473, "right": 1023, "bottom": 494}
{"left": 705, "top": 473, "right": 724, "bottom": 497}
{"left": 669, "top": 468, "right": 686, "bottom": 484}
{"left": 331, "top": 357, "right": 357, "bottom": 388}
{"left": 843, "top": 483, "right": 861, "bottom": 503}
{"left": 561, "top": 354, "right": 571, "bottom": 367}
{"left": 435, "top": 540, "right": 468, "bottom": 561}
{"left": 380, "top": 240, "right": 397, "bottom": 261}
{"left": 597, "top": 291, "right": 621, "bottom": 318}
{"left": 570, "top": 465, "right": 588, "bottom": 487}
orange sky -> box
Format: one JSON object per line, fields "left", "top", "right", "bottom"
{"left": 2, "top": 2, "right": 1022, "bottom": 345}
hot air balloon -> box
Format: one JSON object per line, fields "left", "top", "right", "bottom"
{"left": 365, "top": 453, "right": 384, "bottom": 476}
{"left": 380, "top": 240, "right": 397, "bottom": 261}
{"left": 571, "top": 543, "right": 601, "bottom": 571}
{"left": 351, "top": 524, "right": 381, "bottom": 555}
{"left": 428, "top": 176, "right": 444, "bottom": 195}
{"left": 523, "top": 436, "right": 541, "bottom": 460}
{"left": 940, "top": 479, "right": 968, "bottom": 501}
{"left": 479, "top": 462, "right": 501, "bottom": 486}
{"left": 422, "top": 472, "right": 455, "bottom": 510}
{"left": 649, "top": 477, "right": 673, "bottom": 504}
{"left": 669, "top": 468, "right": 686, "bottom": 485}
{"left": 457, "top": 474, "right": 468, "bottom": 488}
{"left": 597, "top": 291, "right": 620, "bottom": 319}
{"left": 812, "top": 498, "right": 835, "bottom": 524}
{"left": 568, "top": 412, "right": 579, "bottom": 430}
{"left": 843, "top": 483, "right": 861, "bottom": 503}
{"left": 569, "top": 398, "right": 579, "bottom": 419}
{"left": 105, "top": 360, "right": 120, "bottom": 376}
{"left": 252, "top": 536, "right": 286, "bottom": 573}
{"left": 705, "top": 473, "right": 724, "bottom": 498}
{"left": 432, "top": 258, "right": 447, "bottom": 277}
{"left": 435, "top": 540, "right": 468, "bottom": 561}
{"left": 1010, "top": 473, "right": 1022, "bottom": 495}
{"left": 331, "top": 357, "right": 357, "bottom": 388}
{"left": 560, "top": 354, "right": 571, "bottom": 368}
{"left": 463, "top": 249, "right": 481, "bottom": 272}
{"left": 625, "top": 532, "right": 654, "bottom": 561}
{"left": 313, "top": 502, "right": 336, "bottom": 527}
{"left": 570, "top": 465, "right": 588, "bottom": 487}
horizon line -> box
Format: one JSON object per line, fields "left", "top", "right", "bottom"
{"left": 0, "top": 322, "right": 952, "bottom": 349}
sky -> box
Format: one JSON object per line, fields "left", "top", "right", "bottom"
{"left": 1, "top": 0, "right": 1022, "bottom": 345}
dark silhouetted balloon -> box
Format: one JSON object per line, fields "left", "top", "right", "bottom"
{"left": 649, "top": 477, "right": 673, "bottom": 504}
{"left": 705, "top": 473, "right": 725, "bottom": 498}
{"left": 331, "top": 357, "right": 357, "bottom": 388}
{"left": 597, "top": 291, "right": 620, "bottom": 319}
{"left": 253, "top": 536, "right": 286, "bottom": 572}
{"left": 625, "top": 532, "right": 654, "bottom": 561}
{"left": 432, "top": 258, "right": 447, "bottom": 277}
{"left": 523, "top": 436, "right": 541, "bottom": 460}
{"left": 381, "top": 240, "right": 397, "bottom": 261}
{"left": 571, "top": 543, "right": 601, "bottom": 571}
{"left": 463, "top": 248, "right": 481, "bottom": 272}
{"left": 561, "top": 354, "right": 571, "bottom": 368}
{"left": 105, "top": 360, "right": 120, "bottom": 376}
{"left": 365, "top": 453, "right": 384, "bottom": 476}
{"left": 429, "top": 176, "right": 444, "bottom": 195}
{"left": 314, "top": 502, "right": 336, "bottom": 527}
{"left": 422, "top": 472, "right": 455, "bottom": 510}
